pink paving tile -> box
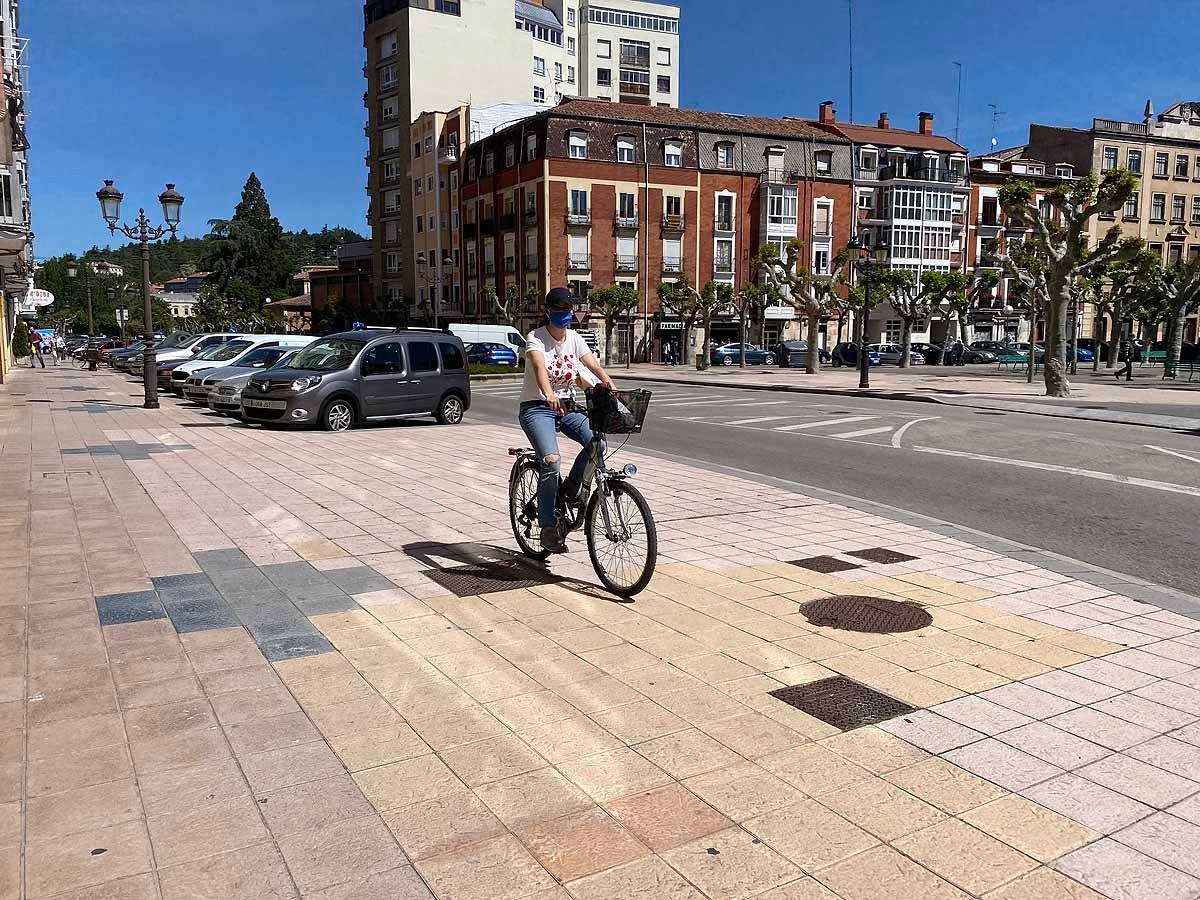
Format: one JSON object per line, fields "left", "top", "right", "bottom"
{"left": 1063, "top": 659, "right": 1159, "bottom": 692}
{"left": 1115, "top": 812, "right": 1200, "bottom": 879}
{"left": 1046, "top": 707, "right": 1157, "bottom": 751}
{"left": 1126, "top": 735, "right": 1200, "bottom": 781}
{"left": 1022, "top": 773, "right": 1154, "bottom": 835}
{"left": 1024, "top": 671, "right": 1123, "bottom": 705}
{"left": 1055, "top": 838, "right": 1200, "bottom": 900}
{"left": 1092, "top": 694, "right": 1198, "bottom": 733}
{"left": 877, "top": 711, "right": 985, "bottom": 754}
{"left": 997, "top": 722, "right": 1111, "bottom": 769}
{"left": 928, "top": 696, "right": 1034, "bottom": 735}
{"left": 1104, "top": 649, "right": 1194, "bottom": 679}
{"left": 1077, "top": 754, "right": 1200, "bottom": 809}
{"left": 942, "top": 739, "right": 1063, "bottom": 792}
{"left": 978, "top": 683, "right": 1079, "bottom": 719}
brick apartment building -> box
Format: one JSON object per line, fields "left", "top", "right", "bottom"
{"left": 455, "top": 99, "right": 855, "bottom": 359}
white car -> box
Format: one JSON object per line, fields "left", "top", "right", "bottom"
{"left": 869, "top": 343, "right": 926, "bottom": 366}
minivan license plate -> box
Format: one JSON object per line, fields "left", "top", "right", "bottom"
{"left": 244, "top": 398, "right": 286, "bottom": 410}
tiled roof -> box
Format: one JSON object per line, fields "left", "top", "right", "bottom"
{"left": 551, "top": 99, "right": 844, "bottom": 143}
{"left": 812, "top": 121, "right": 966, "bottom": 153}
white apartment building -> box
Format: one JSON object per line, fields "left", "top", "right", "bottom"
{"left": 0, "top": 0, "right": 31, "bottom": 365}
{"left": 575, "top": 0, "right": 679, "bottom": 108}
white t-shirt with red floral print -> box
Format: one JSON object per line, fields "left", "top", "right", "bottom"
{"left": 521, "top": 327, "right": 595, "bottom": 402}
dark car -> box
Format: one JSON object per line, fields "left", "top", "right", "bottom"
{"left": 710, "top": 343, "right": 775, "bottom": 366}
{"left": 465, "top": 342, "right": 519, "bottom": 367}
{"left": 830, "top": 342, "right": 882, "bottom": 368}
{"left": 969, "top": 340, "right": 1012, "bottom": 354}
{"left": 1149, "top": 339, "right": 1199, "bottom": 362}
{"left": 240, "top": 328, "right": 471, "bottom": 432}
{"left": 772, "top": 340, "right": 831, "bottom": 368}
{"left": 909, "top": 342, "right": 944, "bottom": 365}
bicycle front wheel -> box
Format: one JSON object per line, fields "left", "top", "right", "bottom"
{"left": 585, "top": 480, "right": 657, "bottom": 596}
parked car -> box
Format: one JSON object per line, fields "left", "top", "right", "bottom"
{"left": 969, "top": 340, "right": 1012, "bottom": 354}
{"left": 772, "top": 340, "right": 831, "bottom": 367}
{"left": 464, "top": 342, "right": 519, "bottom": 367}
{"left": 128, "top": 332, "right": 234, "bottom": 382}
{"left": 909, "top": 342, "right": 944, "bottom": 365}
{"left": 239, "top": 329, "right": 471, "bottom": 431}
{"left": 711, "top": 343, "right": 774, "bottom": 366}
{"left": 830, "top": 342, "right": 882, "bottom": 367}
{"left": 869, "top": 343, "right": 925, "bottom": 366}
{"left": 205, "top": 348, "right": 306, "bottom": 416}
{"left": 961, "top": 347, "right": 998, "bottom": 364}
{"left": 182, "top": 337, "right": 314, "bottom": 403}
{"left": 108, "top": 340, "right": 153, "bottom": 371}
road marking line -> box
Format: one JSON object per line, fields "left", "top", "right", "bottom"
{"left": 830, "top": 426, "right": 894, "bottom": 439}
{"left": 653, "top": 395, "right": 733, "bottom": 405}
{"left": 1147, "top": 445, "right": 1200, "bottom": 465}
{"left": 774, "top": 416, "right": 877, "bottom": 432}
{"left": 724, "top": 414, "right": 804, "bottom": 425}
{"left": 914, "top": 446, "right": 1200, "bottom": 498}
{"left": 658, "top": 397, "right": 790, "bottom": 409}
{"left": 891, "top": 417, "right": 942, "bottom": 449}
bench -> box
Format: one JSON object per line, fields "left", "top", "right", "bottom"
{"left": 996, "top": 353, "right": 1030, "bottom": 371}
{"left": 1163, "top": 358, "right": 1200, "bottom": 382}
{"left": 1141, "top": 350, "right": 1166, "bottom": 367}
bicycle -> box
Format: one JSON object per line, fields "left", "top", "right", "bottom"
{"left": 508, "top": 387, "right": 658, "bottom": 597}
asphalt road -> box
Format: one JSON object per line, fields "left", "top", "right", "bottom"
{"left": 468, "top": 379, "right": 1200, "bottom": 595}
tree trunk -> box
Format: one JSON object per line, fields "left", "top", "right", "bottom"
{"left": 1042, "top": 292, "right": 1071, "bottom": 397}
{"left": 603, "top": 315, "right": 615, "bottom": 366}
{"left": 738, "top": 312, "right": 747, "bottom": 368}
{"left": 898, "top": 318, "right": 912, "bottom": 368}
{"left": 806, "top": 313, "right": 820, "bottom": 375}
{"left": 1166, "top": 303, "right": 1188, "bottom": 378}
{"left": 958, "top": 314, "right": 970, "bottom": 345}
{"left": 699, "top": 313, "right": 710, "bottom": 370}
{"left": 1093, "top": 310, "right": 1103, "bottom": 371}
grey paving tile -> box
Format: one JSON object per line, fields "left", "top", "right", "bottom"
{"left": 166, "top": 598, "right": 242, "bottom": 634}
{"left": 996, "top": 722, "right": 1110, "bottom": 769}
{"left": 1126, "top": 736, "right": 1200, "bottom": 782}
{"left": 245, "top": 619, "right": 322, "bottom": 644}
{"left": 209, "top": 568, "right": 275, "bottom": 594}
{"left": 152, "top": 573, "right": 215, "bottom": 591}
{"left": 943, "top": 738, "right": 1063, "bottom": 792}
{"left": 321, "top": 566, "right": 396, "bottom": 594}
{"left": 232, "top": 602, "right": 307, "bottom": 629}
{"left": 158, "top": 584, "right": 223, "bottom": 605}
{"left": 222, "top": 587, "right": 292, "bottom": 608}
{"left": 1023, "top": 773, "right": 1154, "bottom": 835}
{"left": 281, "top": 582, "right": 350, "bottom": 603}
{"left": 194, "top": 548, "right": 256, "bottom": 572}
{"left": 1115, "top": 812, "right": 1200, "bottom": 879}
{"left": 258, "top": 634, "right": 336, "bottom": 662}
{"left": 291, "top": 594, "right": 360, "bottom": 616}
{"left": 1055, "top": 838, "right": 1200, "bottom": 900}
{"left": 1078, "top": 754, "right": 1200, "bottom": 809}
{"left": 95, "top": 590, "right": 167, "bottom": 626}
{"left": 260, "top": 562, "right": 324, "bottom": 586}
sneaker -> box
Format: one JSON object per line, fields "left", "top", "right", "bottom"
{"left": 540, "top": 525, "right": 568, "bottom": 553}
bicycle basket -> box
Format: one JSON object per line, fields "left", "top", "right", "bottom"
{"left": 586, "top": 388, "right": 651, "bottom": 435}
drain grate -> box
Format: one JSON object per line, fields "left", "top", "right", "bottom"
{"left": 789, "top": 556, "right": 862, "bottom": 574}
{"left": 799, "top": 595, "right": 932, "bottom": 634}
{"left": 769, "top": 676, "right": 916, "bottom": 730}
{"left": 420, "top": 562, "right": 560, "bottom": 597}
{"left": 847, "top": 547, "right": 918, "bottom": 565}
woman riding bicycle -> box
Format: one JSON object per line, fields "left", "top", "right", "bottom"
{"left": 519, "top": 287, "right": 615, "bottom": 552}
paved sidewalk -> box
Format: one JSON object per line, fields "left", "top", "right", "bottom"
{"left": 619, "top": 364, "right": 1200, "bottom": 431}
{"left": 3, "top": 365, "right": 1200, "bottom": 900}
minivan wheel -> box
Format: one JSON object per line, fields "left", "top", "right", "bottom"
{"left": 321, "top": 398, "right": 355, "bottom": 432}
{"left": 436, "top": 394, "right": 465, "bottom": 425}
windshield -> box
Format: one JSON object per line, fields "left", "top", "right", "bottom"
{"left": 157, "top": 332, "right": 193, "bottom": 350}
{"left": 192, "top": 341, "right": 234, "bottom": 360}
{"left": 280, "top": 338, "right": 365, "bottom": 372}
{"left": 235, "top": 346, "right": 287, "bottom": 369}
{"left": 206, "top": 339, "right": 255, "bottom": 362}
{"left": 268, "top": 350, "right": 300, "bottom": 369}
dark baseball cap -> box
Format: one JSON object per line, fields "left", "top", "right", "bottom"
{"left": 545, "top": 287, "right": 574, "bottom": 310}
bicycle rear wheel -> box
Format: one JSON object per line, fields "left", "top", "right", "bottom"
{"left": 585, "top": 480, "right": 657, "bottom": 596}
{"left": 509, "top": 459, "right": 551, "bottom": 560}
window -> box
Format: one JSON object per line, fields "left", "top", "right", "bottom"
{"left": 1055, "top": 165, "right": 1073, "bottom": 177}
{"left": 407, "top": 341, "right": 439, "bottom": 372}
{"left": 980, "top": 196, "right": 998, "bottom": 224}
{"left": 567, "top": 7, "right": 575, "bottom": 25}
{"left": 715, "top": 195, "right": 734, "bottom": 230}
{"left": 526, "top": 134, "right": 537, "bottom": 160}
{"left": 657, "top": 46, "right": 671, "bottom": 66}
{"left": 1124, "top": 192, "right": 1139, "bottom": 218}
{"left": 439, "top": 342, "right": 465, "bottom": 370}
{"left": 657, "top": 75, "right": 671, "bottom": 94}
{"left": 1176, "top": 155, "right": 1190, "bottom": 179}
{"left": 378, "top": 32, "right": 398, "bottom": 59}
{"left": 767, "top": 186, "right": 798, "bottom": 228}
{"left": 567, "top": 36, "right": 576, "bottom": 55}
{"left": 812, "top": 200, "right": 832, "bottom": 237}
{"left": 385, "top": 252, "right": 401, "bottom": 274}
{"left": 533, "top": 86, "right": 545, "bottom": 102}
{"left": 617, "top": 136, "right": 635, "bottom": 163}
{"left": 362, "top": 342, "right": 403, "bottom": 376}
{"left": 665, "top": 195, "right": 682, "bottom": 218}
{"left": 812, "top": 247, "right": 830, "bottom": 275}
{"left": 383, "top": 159, "right": 402, "bottom": 183}
{"left": 484, "top": 152, "right": 494, "bottom": 175}
{"left": 1193, "top": 197, "right": 1200, "bottom": 223}
{"left": 1172, "top": 195, "right": 1186, "bottom": 221}
{"left": 424, "top": 136, "right": 433, "bottom": 154}
{"left": 450, "top": 172, "right": 458, "bottom": 192}
{"left": 597, "top": 39, "right": 611, "bottom": 58}
{"left": 664, "top": 140, "right": 682, "bottom": 167}
{"left": 413, "top": 178, "right": 423, "bottom": 197}
{"left": 859, "top": 148, "right": 878, "bottom": 171}
{"left": 434, "top": 0, "right": 459, "bottom": 12}
{"left": 381, "top": 98, "right": 398, "bottom": 122}
{"left": 1149, "top": 242, "right": 1163, "bottom": 259}
{"left": 379, "top": 64, "right": 398, "bottom": 89}
{"left": 570, "top": 189, "right": 588, "bottom": 215}
{"left": 815, "top": 150, "right": 832, "bottom": 174}
{"left": 415, "top": 216, "right": 424, "bottom": 233}
{"left": 384, "top": 220, "right": 400, "bottom": 242}
{"left": 427, "top": 174, "right": 434, "bottom": 191}
{"left": 1151, "top": 193, "right": 1166, "bottom": 221}
{"left": 567, "top": 65, "right": 575, "bottom": 83}
{"left": 1101, "top": 147, "right": 1117, "bottom": 172}
{"left": 1196, "top": 155, "right": 1200, "bottom": 178}
{"left": 1127, "top": 149, "right": 1142, "bottom": 174}
{"left": 569, "top": 131, "right": 588, "bottom": 159}
{"left": 413, "top": 141, "right": 422, "bottom": 159}
{"left": 452, "top": 210, "right": 459, "bottom": 231}
{"left": 618, "top": 192, "right": 636, "bottom": 218}
{"left": 1155, "top": 152, "right": 1169, "bottom": 177}
{"left": 467, "top": 159, "right": 477, "bottom": 181}
{"left": 596, "top": 68, "right": 612, "bottom": 86}
{"left": 505, "top": 143, "right": 515, "bottom": 167}
{"left": 884, "top": 320, "right": 902, "bottom": 343}
{"left": 534, "top": 56, "right": 545, "bottom": 76}
{"left": 554, "top": 62, "right": 563, "bottom": 81}
{"left": 716, "top": 142, "right": 734, "bottom": 169}
{"left": 714, "top": 239, "right": 733, "bottom": 273}
{"left": 859, "top": 190, "right": 875, "bottom": 213}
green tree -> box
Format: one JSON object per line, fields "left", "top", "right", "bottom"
{"left": 882, "top": 270, "right": 971, "bottom": 367}
{"left": 657, "top": 275, "right": 701, "bottom": 366}
{"left": 999, "top": 169, "right": 1140, "bottom": 396}
{"left": 1085, "top": 250, "right": 1158, "bottom": 368}
{"left": 730, "top": 282, "right": 771, "bottom": 368}
{"left": 204, "top": 172, "right": 294, "bottom": 315}
{"left": 945, "top": 270, "right": 1001, "bottom": 344}
{"left": 759, "top": 239, "right": 851, "bottom": 374}
{"left": 696, "top": 280, "right": 732, "bottom": 370}
{"left": 11, "top": 320, "right": 30, "bottom": 360}
{"left": 588, "top": 284, "right": 638, "bottom": 364}
{"left": 1149, "top": 257, "right": 1200, "bottom": 377}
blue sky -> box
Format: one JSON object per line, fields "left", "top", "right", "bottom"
{"left": 30, "top": 0, "right": 1199, "bottom": 258}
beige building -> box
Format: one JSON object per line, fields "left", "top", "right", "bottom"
{"left": 1027, "top": 100, "right": 1200, "bottom": 343}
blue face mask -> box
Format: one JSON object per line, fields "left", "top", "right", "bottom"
{"left": 548, "top": 310, "right": 574, "bottom": 328}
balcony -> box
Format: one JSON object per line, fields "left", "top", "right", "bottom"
{"left": 438, "top": 142, "right": 459, "bottom": 164}
{"left": 524, "top": 208, "right": 538, "bottom": 226}
{"left": 620, "top": 50, "right": 650, "bottom": 69}
{"left": 714, "top": 214, "right": 735, "bottom": 232}
{"left": 1093, "top": 117, "right": 1149, "bottom": 136}
{"left": 499, "top": 213, "right": 516, "bottom": 231}
{"left": 524, "top": 253, "right": 539, "bottom": 270}
{"left": 566, "top": 211, "right": 591, "bottom": 227}
{"left": 567, "top": 253, "right": 591, "bottom": 271}
{"left": 615, "top": 214, "right": 639, "bottom": 230}
{"left": 615, "top": 254, "right": 639, "bottom": 272}
{"left": 663, "top": 256, "right": 683, "bottom": 274}
{"left": 662, "top": 213, "right": 685, "bottom": 231}
{"left": 879, "top": 164, "right": 968, "bottom": 186}
{"left": 760, "top": 169, "right": 800, "bottom": 184}
{"left": 504, "top": 256, "right": 516, "bottom": 273}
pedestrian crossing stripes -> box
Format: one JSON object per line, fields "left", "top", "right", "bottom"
{"left": 774, "top": 416, "right": 877, "bottom": 432}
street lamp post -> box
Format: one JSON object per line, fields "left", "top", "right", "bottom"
{"left": 95, "top": 181, "right": 184, "bottom": 410}
{"left": 847, "top": 234, "right": 888, "bottom": 389}
{"left": 417, "top": 255, "right": 454, "bottom": 328}
{"left": 65, "top": 260, "right": 95, "bottom": 339}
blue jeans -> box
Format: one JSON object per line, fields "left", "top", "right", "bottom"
{"left": 519, "top": 401, "right": 597, "bottom": 528}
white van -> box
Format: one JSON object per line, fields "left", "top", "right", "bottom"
{"left": 447, "top": 323, "right": 527, "bottom": 367}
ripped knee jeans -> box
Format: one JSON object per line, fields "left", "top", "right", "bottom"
{"left": 518, "top": 401, "right": 597, "bottom": 527}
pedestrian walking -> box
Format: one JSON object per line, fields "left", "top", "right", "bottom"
{"left": 663, "top": 340, "right": 675, "bottom": 366}
{"left": 1114, "top": 335, "right": 1134, "bottom": 380}
{"left": 29, "top": 331, "right": 45, "bottom": 368}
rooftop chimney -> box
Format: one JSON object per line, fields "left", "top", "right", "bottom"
{"left": 877, "top": 112, "right": 889, "bottom": 130}
{"left": 918, "top": 112, "right": 934, "bottom": 135}
{"left": 818, "top": 100, "right": 835, "bottom": 125}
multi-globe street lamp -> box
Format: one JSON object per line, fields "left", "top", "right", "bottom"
{"left": 95, "top": 180, "right": 184, "bottom": 409}
{"left": 847, "top": 234, "right": 889, "bottom": 389}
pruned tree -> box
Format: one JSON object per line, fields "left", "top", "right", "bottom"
{"left": 730, "top": 282, "right": 771, "bottom": 367}
{"left": 657, "top": 275, "right": 700, "bottom": 366}
{"left": 696, "top": 280, "right": 733, "bottom": 369}
{"left": 999, "top": 170, "right": 1140, "bottom": 396}
{"left": 588, "top": 284, "right": 639, "bottom": 364}
{"left": 1150, "top": 257, "right": 1200, "bottom": 377}
{"left": 882, "top": 269, "right": 970, "bottom": 367}
{"left": 489, "top": 286, "right": 517, "bottom": 329}
{"left": 758, "top": 239, "right": 850, "bottom": 374}
{"left": 945, "top": 270, "right": 1001, "bottom": 344}
{"left": 1088, "top": 250, "right": 1158, "bottom": 368}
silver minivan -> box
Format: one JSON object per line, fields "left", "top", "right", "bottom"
{"left": 239, "top": 328, "right": 471, "bottom": 431}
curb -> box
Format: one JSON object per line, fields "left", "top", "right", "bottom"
{"left": 620, "top": 372, "right": 1200, "bottom": 432}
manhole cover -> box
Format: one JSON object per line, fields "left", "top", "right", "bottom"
{"left": 421, "top": 563, "right": 560, "bottom": 598}
{"left": 847, "top": 548, "right": 918, "bottom": 565}
{"left": 789, "top": 556, "right": 862, "bottom": 574}
{"left": 799, "top": 595, "right": 932, "bottom": 634}
{"left": 769, "top": 676, "right": 916, "bottom": 730}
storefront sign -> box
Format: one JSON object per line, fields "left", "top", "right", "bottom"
{"left": 764, "top": 305, "right": 795, "bottom": 321}
{"left": 657, "top": 321, "right": 685, "bottom": 330}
